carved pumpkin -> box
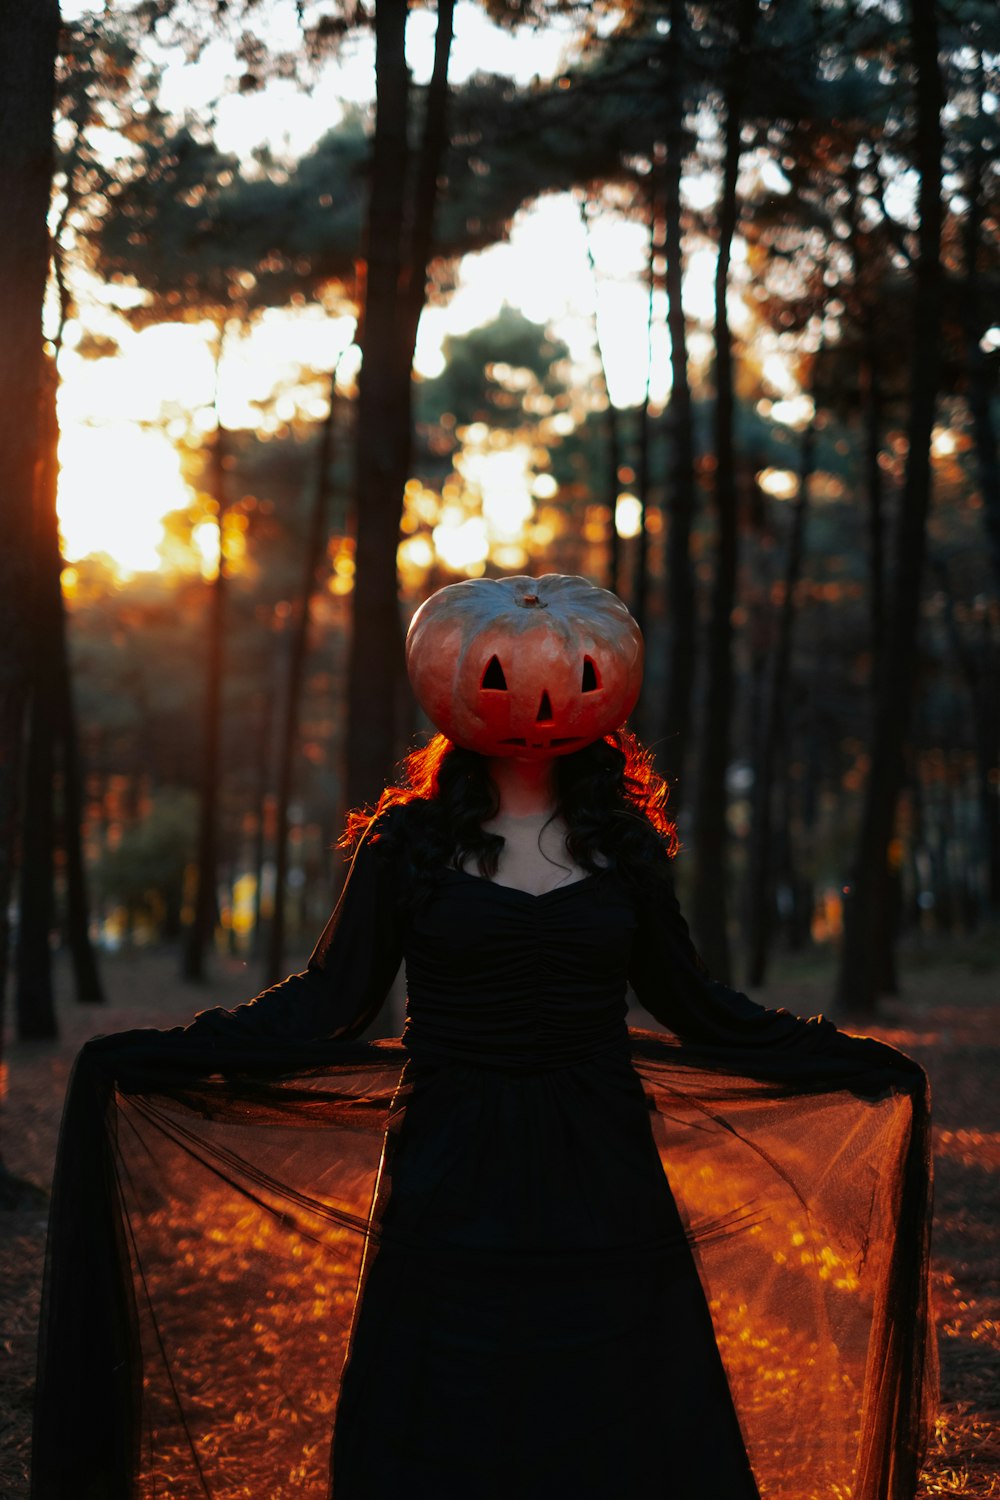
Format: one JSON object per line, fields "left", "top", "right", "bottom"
{"left": 405, "top": 573, "right": 643, "bottom": 758}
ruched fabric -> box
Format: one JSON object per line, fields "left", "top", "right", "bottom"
{"left": 32, "top": 825, "right": 935, "bottom": 1500}
{"left": 402, "top": 868, "right": 636, "bottom": 1070}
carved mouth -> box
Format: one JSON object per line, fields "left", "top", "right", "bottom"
{"left": 498, "top": 735, "right": 585, "bottom": 748}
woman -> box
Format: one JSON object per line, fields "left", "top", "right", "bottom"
{"left": 33, "top": 575, "right": 935, "bottom": 1500}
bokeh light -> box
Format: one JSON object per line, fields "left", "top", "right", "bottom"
{"left": 57, "top": 423, "right": 190, "bottom": 574}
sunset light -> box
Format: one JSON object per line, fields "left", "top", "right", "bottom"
{"left": 460, "top": 444, "right": 537, "bottom": 538}
{"left": 52, "top": 188, "right": 741, "bottom": 580}
{"left": 57, "top": 422, "right": 190, "bottom": 574}
{"left": 615, "top": 494, "right": 643, "bottom": 539}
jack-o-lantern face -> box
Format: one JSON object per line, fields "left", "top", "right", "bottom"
{"left": 405, "top": 573, "right": 644, "bottom": 760}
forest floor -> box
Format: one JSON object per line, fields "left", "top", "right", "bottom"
{"left": 1, "top": 935, "right": 998, "bottom": 1498}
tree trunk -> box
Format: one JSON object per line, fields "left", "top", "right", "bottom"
{"left": 745, "top": 423, "right": 812, "bottom": 987}
{"left": 249, "top": 685, "right": 274, "bottom": 960}
{"left": 962, "top": 57, "right": 1000, "bottom": 597}
{"left": 861, "top": 308, "right": 897, "bottom": 996}
{"left": 605, "top": 404, "right": 624, "bottom": 596}
{"left": 847, "top": 160, "right": 886, "bottom": 672}
{"left": 346, "top": 0, "right": 455, "bottom": 813}
{"left": 16, "top": 700, "right": 58, "bottom": 1037}
{"left": 182, "top": 334, "right": 229, "bottom": 981}
{"left": 772, "top": 709, "right": 809, "bottom": 951}
{"left": 980, "top": 615, "right": 1000, "bottom": 913}
{"left": 397, "top": 0, "right": 455, "bottom": 404}
{"left": 57, "top": 596, "right": 105, "bottom": 1002}
{"left": 266, "top": 388, "right": 339, "bottom": 985}
{"left": 15, "top": 364, "right": 61, "bottom": 1039}
{"left": 19, "top": 356, "right": 105, "bottom": 1013}
{"left": 931, "top": 556, "right": 1000, "bottom": 914}
{"left": 861, "top": 309, "right": 886, "bottom": 666}
{"left": 17, "top": 254, "right": 104, "bottom": 1027}
{"left": 346, "top": 0, "right": 413, "bottom": 814}
{"left": 392, "top": 0, "right": 455, "bottom": 752}
{"left": 835, "top": 0, "right": 944, "bottom": 1024}
{"left": 660, "top": 0, "right": 697, "bottom": 798}
{"left": 0, "top": 0, "right": 59, "bottom": 1204}
{"left": 579, "top": 198, "right": 623, "bottom": 597}
{"left": 847, "top": 157, "right": 896, "bottom": 994}
{"left": 632, "top": 176, "right": 657, "bottom": 640}
{"left": 690, "top": 0, "right": 757, "bottom": 982}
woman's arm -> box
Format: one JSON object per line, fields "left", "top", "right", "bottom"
{"left": 627, "top": 868, "right": 920, "bottom": 1077}
{"left": 183, "top": 826, "right": 402, "bottom": 1044}
{"left": 87, "top": 824, "right": 404, "bottom": 1051}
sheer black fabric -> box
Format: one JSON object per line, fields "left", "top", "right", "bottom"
{"left": 32, "top": 826, "right": 936, "bottom": 1499}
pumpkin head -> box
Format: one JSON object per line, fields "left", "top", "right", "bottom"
{"left": 405, "top": 573, "right": 644, "bottom": 759}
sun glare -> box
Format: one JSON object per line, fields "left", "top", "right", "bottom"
{"left": 615, "top": 494, "right": 643, "bottom": 539}
{"left": 57, "top": 424, "right": 191, "bottom": 576}
{"left": 460, "top": 445, "right": 537, "bottom": 540}
{"left": 55, "top": 186, "right": 767, "bottom": 579}
{"left": 433, "top": 515, "right": 489, "bottom": 573}
{"left": 191, "top": 519, "right": 222, "bottom": 579}
{"left": 758, "top": 468, "right": 800, "bottom": 501}
{"left": 51, "top": 34, "right": 778, "bottom": 583}
{"left": 50, "top": 0, "right": 800, "bottom": 586}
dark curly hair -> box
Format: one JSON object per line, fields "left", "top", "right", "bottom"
{"left": 341, "top": 729, "right": 680, "bottom": 904}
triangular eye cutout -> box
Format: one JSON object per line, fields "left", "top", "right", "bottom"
{"left": 481, "top": 655, "right": 508, "bottom": 691}
{"left": 581, "top": 657, "right": 600, "bottom": 692}
{"left": 536, "top": 690, "right": 554, "bottom": 723}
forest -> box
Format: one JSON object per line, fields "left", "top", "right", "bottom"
{"left": 0, "top": 0, "right": 998, "bottom": 1493}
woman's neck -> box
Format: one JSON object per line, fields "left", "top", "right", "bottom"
{"left": 486, "top": 756, "right": 557, "bottom": 818}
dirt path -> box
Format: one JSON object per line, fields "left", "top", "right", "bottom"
{"left": 2, "top": 948, "right": 998, "bottom": 1497}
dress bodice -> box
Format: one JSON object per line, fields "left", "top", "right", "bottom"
{"left": 173, "top": 819, "right": 917, "bottom": 1088}
{"left": 401, "top": 868, "right": 638, "bottom": 1070}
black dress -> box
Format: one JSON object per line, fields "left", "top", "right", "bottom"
{"left": 32, "top": 825, "right": 936, "bottom": 1500}
{"left": 331, "top": 863, "right": 759, "bottom": 1497}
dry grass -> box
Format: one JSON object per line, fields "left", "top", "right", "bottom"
{"left": 2, "top": 943, "right": 998, "bottom": 1498}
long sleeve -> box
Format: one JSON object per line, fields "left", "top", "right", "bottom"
{"left": 627, "top": 867, "right": 923, "bottom": 1082}
{"left": 181, "top": 827, "right": 404, "bottom": 1045}
{"left": 84, "top": 825, "right": 404, "bottom": 1056}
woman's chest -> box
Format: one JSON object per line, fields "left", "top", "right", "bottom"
{"left": 402, "top": 870, "right": 638, "bottom": 994}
